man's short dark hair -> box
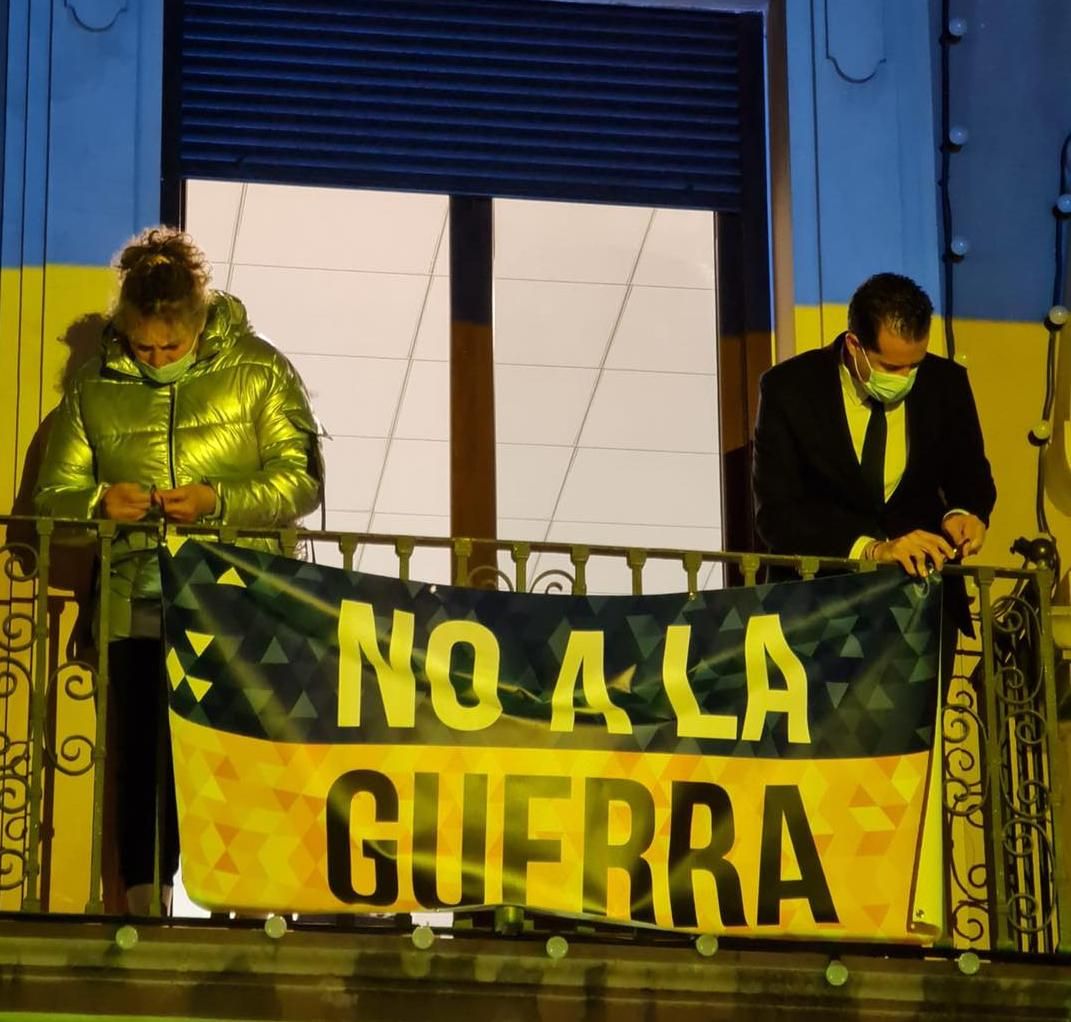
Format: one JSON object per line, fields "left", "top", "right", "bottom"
{"left": 848, "top": 273, "right": 933, "bottom": 351}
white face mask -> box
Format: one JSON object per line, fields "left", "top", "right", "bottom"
{"left": 137, "top": 344, "right": 197, "bottom": 384}
{"left": 852, "top": 344, "right": 917, "bottom": 405}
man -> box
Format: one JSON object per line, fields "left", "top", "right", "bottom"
{"left": 752, "top": 272, "right": 996, "bottom": 630}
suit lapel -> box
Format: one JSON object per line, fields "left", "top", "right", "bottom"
{"left": 899, "top": 357, "right": 934, "bottom": 490}
{"left": 820, "top": 336, "right": 868, "bottom": 496}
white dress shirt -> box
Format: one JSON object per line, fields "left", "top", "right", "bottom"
{"left": 839, "top": 361, "right": 907, "bottom": 558}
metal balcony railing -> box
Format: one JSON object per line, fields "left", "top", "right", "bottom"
{"left": 0, "top": 514, "right": 1066, "bottom": 955}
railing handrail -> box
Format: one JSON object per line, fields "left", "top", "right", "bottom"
{"left": 0, "top": 513, "right": 1047, "bottom": 583}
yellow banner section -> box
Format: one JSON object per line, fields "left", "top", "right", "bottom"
{"left": 173, "top": 713, "right": 941, "bottom": 939}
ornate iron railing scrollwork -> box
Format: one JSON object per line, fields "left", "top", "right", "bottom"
{"left": 0, "top": 612, "right": 36, "bottom": 661}
{"left": 3, "top": 811, "right": 27, "bottom": 844}
{"left": 948, "top": 890, "right": 989, "bottom": 946}
{"left": 528, "top": 568, "right": 577, "bottom": 595}
{"left": 0, "top": 535, "right": 39, "bottom": 906}
{"left": 984, "top": 578, "right": 1061, "bottom": 952}
{"left": 1, "top": 541, "right": 39, "bottom": 585}
{"left": 943, "top": 696, "right": 987, "bottom": 821}
{"left": 43, "top": 661, "right": 99, "bottom": 777}
{"left": 942, "top": 670, "right": 991, "bottom": 946}
{"left": 0, "top": 733, "right": 29, "bottom": 892}
{"left": 0, "top": 846, "right": 27, "bottom": 892}
{"left": 1002, "top": 818, "right": 1057, "bottom": 938}
{"left": 465, "top": 565, "right": 515, "bottom": 592}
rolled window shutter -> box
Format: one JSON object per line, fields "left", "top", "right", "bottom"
{"left": 178, "top": 0, "right": 756, "bottom": 210}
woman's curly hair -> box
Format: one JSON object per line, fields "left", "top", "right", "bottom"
{"left": 113, "top": 226, "right": 212, "bottom": 330}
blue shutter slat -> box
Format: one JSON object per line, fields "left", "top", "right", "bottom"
{"left": 183, "top": 112, "right": 739, "bottom": 156}
{"left": 185, "top": 61, "right": 737, "bottom": 103}
{"left": 186, "top": 0, "right": 735, "bottom": 42}
{"left": 184, "top": 49, "right": 736, "bottom": 88}
{"left": 186, "top": 136, "right": 739, "bottom": 178}
{"left": 185, "top": 151, "right": 740, "bottom": 205}
{"left": 183, "top": 19, "right": 740, "bottom": 58}
{"left": 184, "top": 72, "right": 735, "bottom": 115}
{"left": 183, "top": 85, "right": 740, "bottom": 128}
{"left": 178, "top": 0, "right": 752, "bottom": 210}
{"left": 183, "top": 136, "right": 738, "bottom": 176}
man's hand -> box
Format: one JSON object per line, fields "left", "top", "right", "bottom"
{"left": 942, "top": 512, "right": 987, "bottom": 559}
{"left": 871, "top": 530, "right": 956, "bottom": 577}
{"left": 100, "top": 483, "right": 152, "bottom": 522}
{"left": 155, "top": 483, "right": 217, "bottom": 523}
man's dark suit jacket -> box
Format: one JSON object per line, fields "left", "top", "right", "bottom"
{"left": 752, "top": 334, "right": 996, "bottom": 629}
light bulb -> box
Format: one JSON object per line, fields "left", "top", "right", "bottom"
{"left": 546, "top": 935, "right": 569, "bottom": 959}
{"left": 957, "top": 951, "right": 981, "bottom": 976}
{"left": 1032, "top": 420, "right": 1052, "bottom": 442}
{"left": 948, "top": 126, "right": 969, "bottom": 147}
{"left": 950, "top": 237, "right": 970, "bottom": 258}
{"left": 411, "top": 924, "right": 435, "bottom": 950}
{"left": 696, "top": 933, "right": 719, "bottom": 957}
{"left": 826, "top": 959, "right": 849, "bottom": 986}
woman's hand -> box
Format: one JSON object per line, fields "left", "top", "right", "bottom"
{"left": 155, "top": 483, "right": 218, "bottom": 523}
{"left": 101, "top": 483, "right": 153, "bottom": 521}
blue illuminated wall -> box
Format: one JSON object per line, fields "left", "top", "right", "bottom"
{"left": 1, "top": 0, "right": 161, "bottom": 268}
{"left": 0, "top": 0, "right": 161, "bottom": 515}
{"left": 930, "top": 0, "right": 1071, "bottom": 571}
{"left": 782, "top": 0, "right": 1070, "bottom": 342}
{"left": 784, "top": 0, "right": 943, "bottom": 343}
{"left": 939, "top": 1, "right": 1071, "bottom": 325}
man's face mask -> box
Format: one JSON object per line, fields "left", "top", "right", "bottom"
{"left": 852, "top": 342, "right": 917, "bottom": 405}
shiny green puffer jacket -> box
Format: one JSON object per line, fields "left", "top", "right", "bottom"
{"left": 34, "top": 292, "right": 323, "bottom": 639}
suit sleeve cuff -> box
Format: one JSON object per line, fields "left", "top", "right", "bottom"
{"left": 849, "top": 535, "right": 878, "bottom": 560}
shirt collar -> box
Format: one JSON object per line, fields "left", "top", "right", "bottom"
{"left": 838, "top": 354, "right": 871, "bottom": 409}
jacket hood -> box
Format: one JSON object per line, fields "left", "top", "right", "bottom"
{"left": 100, "top": 291, "right": 250, "bottom": 377}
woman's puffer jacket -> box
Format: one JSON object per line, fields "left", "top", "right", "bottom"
{"left": 34, "top": 292, "right": 323, "bottom": 638}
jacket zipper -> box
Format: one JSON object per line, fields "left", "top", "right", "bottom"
{"left": 167, "top": 383, "right": 178, "bottom": 489}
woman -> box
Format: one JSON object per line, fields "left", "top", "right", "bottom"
{"left": 35, "top": 227, "right": 322, "bottom": 915}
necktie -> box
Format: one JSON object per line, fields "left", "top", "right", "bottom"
{"left": 860, "top": 398, "right": 887, "bottom": 509}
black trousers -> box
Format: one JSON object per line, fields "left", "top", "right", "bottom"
{"left": 109, "top": 638, "right": 180, "bottom": 889}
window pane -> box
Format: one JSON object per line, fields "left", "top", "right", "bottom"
{"left": 492, "top": 199, "right": 722, "bottom": 594}
{"left": 185, "top": 179, "right": 452, "bottom": 583}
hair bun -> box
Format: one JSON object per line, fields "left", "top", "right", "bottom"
{"left": 112, "top": 225, "right": 211, "bottom": 327}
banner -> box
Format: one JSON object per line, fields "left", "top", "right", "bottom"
{"left": 160, "top": 539, "right": 944, "bottom": 940}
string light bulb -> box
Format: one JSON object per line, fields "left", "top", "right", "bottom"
{"left": 950, "top": 236, "right": 971, "bottom": 258}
